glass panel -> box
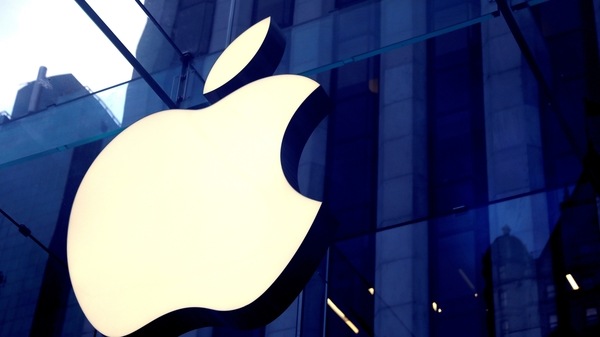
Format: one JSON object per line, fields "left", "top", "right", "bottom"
{"left": 2, "top": 0, "right": 548, "bottom": 168}
{"left": 1, "top": 79, "right": 135, "bottom": 168}
{"left": 2, "top": 1, "right": 599, "bottom": 336}
{"left": 197, "top": 0, "right": 532, "bottom": 79}
{"left": 322, "top": 180, "right": 599, "bottom": 337}
{"left": 0, "top": 0, "right": 135, "bottom": 118}
{"left": 84, "top": 0, "right": 149, "bottom": 64}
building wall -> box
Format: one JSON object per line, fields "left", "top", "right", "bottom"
{"left": 0, "top": 75, "right": 116, "bottom": 337}
{"left": 1, "top": 0, "right": 599, "bottom": 336}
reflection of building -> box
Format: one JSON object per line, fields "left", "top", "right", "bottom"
{"left": 483, "top": 179, "right": 600, "bottom": 337}
{"left": 9, "top": 66, "right": 119, "bottom": 124}
{"left": 12, "top": 67, "right": 80, "bottom": 119}
{"left": 1, "top": 0, "right": 600, "bottom": 336}
{"left": 484, "top": 227, "right": 541, "bottom": 337}
{"left": 0, "top": 67, "right": 117, "bottom": 336}
{"left": 536, "top": 181, "right": 600, "bottom": 337}
{"left": 0, "top": 67, "right": 119, "bottom": 166}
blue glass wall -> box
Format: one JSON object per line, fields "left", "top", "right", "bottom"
{"left": 1, "top": 0, "right": 600, "bottom": 336}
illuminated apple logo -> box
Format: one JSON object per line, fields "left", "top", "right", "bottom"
{"left": 67, "top": 17, "right": 335, "bottom": 337}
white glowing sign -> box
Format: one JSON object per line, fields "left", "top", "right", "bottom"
{"left": 67, "top": 17, "right": 334, "bottom": 337}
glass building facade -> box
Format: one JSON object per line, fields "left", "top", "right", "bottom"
{"left": 1, "top": 0, "right": 600, "bottom": 336}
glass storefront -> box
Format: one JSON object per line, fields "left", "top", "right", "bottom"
{"left": 1, "top": 0, "right": 599, "bottom": 336}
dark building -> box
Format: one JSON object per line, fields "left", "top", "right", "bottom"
{"left": 1, "top": 0, "right": 600, "bottom": 336}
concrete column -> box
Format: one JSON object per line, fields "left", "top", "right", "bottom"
{"left": 375, "top": 1, "right": 429, "bottom": 337}
{"left": 293, "top": 0, "right": 334, "bottom": 24}
{"left": 481, "top": 4, "right": 549, "bottom": 257}
{"left": 208, "top": 0, "right": 234, "bottom": 53}
{"left": 481, "top": 4, "right": 546, "bottom": 337}
{"left": 288, "top": 0, "right": 334, "bottom": 76}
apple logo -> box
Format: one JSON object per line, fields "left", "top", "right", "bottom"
{"left": 67, "top": 17, "right": 335, "bottom": 337}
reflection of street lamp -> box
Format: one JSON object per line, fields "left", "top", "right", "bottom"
{"left": 566, "top": 274, "right": 580, "bottom": 290}
{"left": 458, "top": 268, "right": 478, "bottom": 297}
{"left": 327, "top": 298, "right": 360, "bottom": 334}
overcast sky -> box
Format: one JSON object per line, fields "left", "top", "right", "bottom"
{"left": 0, "top": 0, "right": 146, "bottom": 117}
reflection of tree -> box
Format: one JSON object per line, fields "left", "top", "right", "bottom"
{"left": 483, "top": 226, "right": 542, "bottom": 337}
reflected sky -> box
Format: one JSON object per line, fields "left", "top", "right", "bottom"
{"left": 0, "top": 0, "right": 146, "bottom": 116}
